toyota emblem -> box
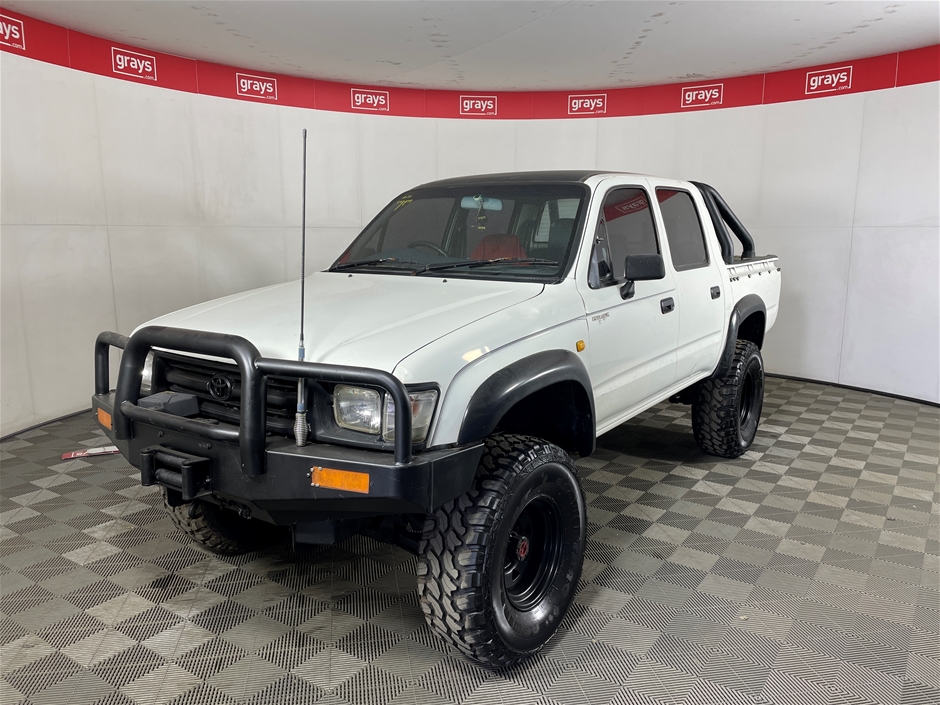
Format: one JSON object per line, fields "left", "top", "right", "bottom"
{"left": 208, "top": 374, "right": 234, "bottom": 401}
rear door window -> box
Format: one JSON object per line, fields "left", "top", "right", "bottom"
{"left": 657, "top": 189, "right": 708, "bottom": 270}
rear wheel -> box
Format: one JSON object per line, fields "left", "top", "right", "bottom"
{"left": 417, "top": 434, "right": 586, "bottom": 667}
{"left": 692, "top": 339, "right": 765, "bottom": 458}
{"left": 164, "top": 491, "right": 283, "bottom": 555}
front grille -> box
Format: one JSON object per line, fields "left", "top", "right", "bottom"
{"left": 159, "top": 353, "right": 299, "bottom": 435}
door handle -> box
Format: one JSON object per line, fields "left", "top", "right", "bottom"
{"left": 660, "top": 297, "right": 675, "bottom": 314}
{"left": 710, "top": 286, "right": 721, "bottom": 299}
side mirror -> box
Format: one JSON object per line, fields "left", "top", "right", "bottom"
{"left": 621, "top": 254, "right": 665, "bottom": 299}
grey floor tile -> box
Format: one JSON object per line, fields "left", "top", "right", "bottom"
{"left": 0, "top": 378, "right": 937, "bottom": 704}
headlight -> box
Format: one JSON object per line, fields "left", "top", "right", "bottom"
{"left": 332, "top": 386, "right": 438, "bottom": 443}
{"left": 383, "top": 390, "right": 437, "bottom": 443}
{"left": 333, "top": 385, "right": 381, "bottom": 435}
{"left": 140, "top": 352, "right": 155, "bottom": 395}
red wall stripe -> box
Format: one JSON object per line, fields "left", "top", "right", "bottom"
{"left": 195, "top": 60, "right": 316, "bottom": 109}
{"left": 897, "top": 44, "right": 940, "bottom": 87}
{"left": 66, "top": 30, "right": 199, "bottom": 93}
{"left": 426, "top": 91, "right": 534, "bottom": 120}
{"left": 0, "top": 10, "right": 68, "bottom": 67}
{"left": 763, "top": 53, "right": 899, "bottom": 104}
{"left": 1, "top": 8, "right": 936, "bottom": 120}
{"left": 316, "top": 81, "right": 427, "bottom": 117}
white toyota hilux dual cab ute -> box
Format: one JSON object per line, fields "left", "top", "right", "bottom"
{"left": 92, "top": 170, "right": 780, "bottom": 666}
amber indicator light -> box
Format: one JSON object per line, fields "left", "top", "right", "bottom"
{"left": 311, "top": 466, "right": 370, "bottom": 494}
{"left": 97, "top": 407, "right": 112, "bottom": 430}
{"left": 576, "top": 340, "right": 586, "bottom": 352}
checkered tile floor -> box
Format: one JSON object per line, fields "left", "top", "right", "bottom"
{"left": 1, "top": 377, "right": 938, "bottom": 705}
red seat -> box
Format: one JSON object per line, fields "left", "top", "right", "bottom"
{"left": 470, "top": 234, "right": 527, "bottom": 260}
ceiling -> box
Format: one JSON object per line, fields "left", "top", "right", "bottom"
{"left": 5, "top": 1, "right": 938, "bottom": 91}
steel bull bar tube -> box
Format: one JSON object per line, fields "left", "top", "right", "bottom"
{"left": 103, "top": 326, "right": 414, "bottom": 477}
{"left": 95, "top": 331, "right": 129, "bottom": 395}
{"left": 254, "top": 358, "right": 413, "bottom": 465}
{"left": 113, "top": 327, "right": 266, "bottom": 475}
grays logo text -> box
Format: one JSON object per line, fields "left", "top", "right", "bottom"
{"left": 681, "top": 84, "right": 723, "bottom": 108}
{"left": 460, "top": 96, "right": 497, "bottom": 116}
{"left": 568, "top": 94, "right": 606, "bottom": 115}
{"left": 351, "top": 89, "right": 389, "bottom": 111}
{"left": 237, "top": 73, "right": 277, "bottom": 100}
{"left": 0, "top": 14, "right": 24, "bottom": 50}
{"left": 805, "top": 66, "right": 852, "bottom": 94}
{"left": 112, "top": 48, "right": 157, "bottom": 81}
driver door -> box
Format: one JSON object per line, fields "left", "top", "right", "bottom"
{"left": 577, "top": 182, "right": 679, "bottom": 429}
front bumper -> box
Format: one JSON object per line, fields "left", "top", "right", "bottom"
{"left": 93, "top": 328, "right": 483, "bottom": 526}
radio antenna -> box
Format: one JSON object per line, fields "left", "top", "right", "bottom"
{"left": 294, "top": 128, "right": 309, "bottom": 447}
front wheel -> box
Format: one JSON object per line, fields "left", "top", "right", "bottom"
{"left": 692, "top": 339, "right": 765, "bottom": 458}
{"left": 417, "top": 434, "right": 586, "bottom": 667}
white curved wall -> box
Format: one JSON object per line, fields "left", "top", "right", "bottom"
{"left": 2, "top": 52, "right": 938, "bottom": 436}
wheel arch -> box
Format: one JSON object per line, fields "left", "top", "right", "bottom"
{"left": 457, "top": 350, "right": 596, "bottom": 457}
{"left": 713, "top": 294, "right": 766, "bottom": 378}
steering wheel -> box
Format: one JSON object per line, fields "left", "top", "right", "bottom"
{"left": 407, "top": 240, "right": 448, "bottom": 256}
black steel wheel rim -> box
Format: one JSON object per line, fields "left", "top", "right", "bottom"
{"left": 502, "top": 497, "right": 563, "bottom": 611}
{"left": 739, "top": 365, "right": 758, "bottom": 427}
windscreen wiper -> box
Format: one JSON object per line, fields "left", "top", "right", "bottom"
{"left": 419, "top": 257, "right": 559, "bottom": 273}
{"left": 329, "top": 258, "right": 425, "bottom": 272}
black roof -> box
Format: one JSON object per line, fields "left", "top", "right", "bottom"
{"left": 419, "top": 170, "right": 621, "bottom": 188}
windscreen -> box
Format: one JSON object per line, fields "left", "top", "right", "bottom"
{"left": 331, "top": 183, "right": 588, "bottom": 281}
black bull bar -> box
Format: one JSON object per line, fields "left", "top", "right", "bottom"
{"left": 95, "top": 326, "right": 414, "bottom": 474}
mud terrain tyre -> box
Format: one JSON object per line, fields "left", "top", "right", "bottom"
{"left": 417, "top": 434, "right": 586, "bottom": 667}
{"left": 164, "top": 491, "right": 283, "bottom": 555}
{"left": 692, "top": 339, "right": 765, "bottom": 458}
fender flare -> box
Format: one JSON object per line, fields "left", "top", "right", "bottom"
{"left": 457, "top": 349, "right": 595, "bottom": 454}
{"left": 713, "top": 294, "right": 766, "bottom": 378}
